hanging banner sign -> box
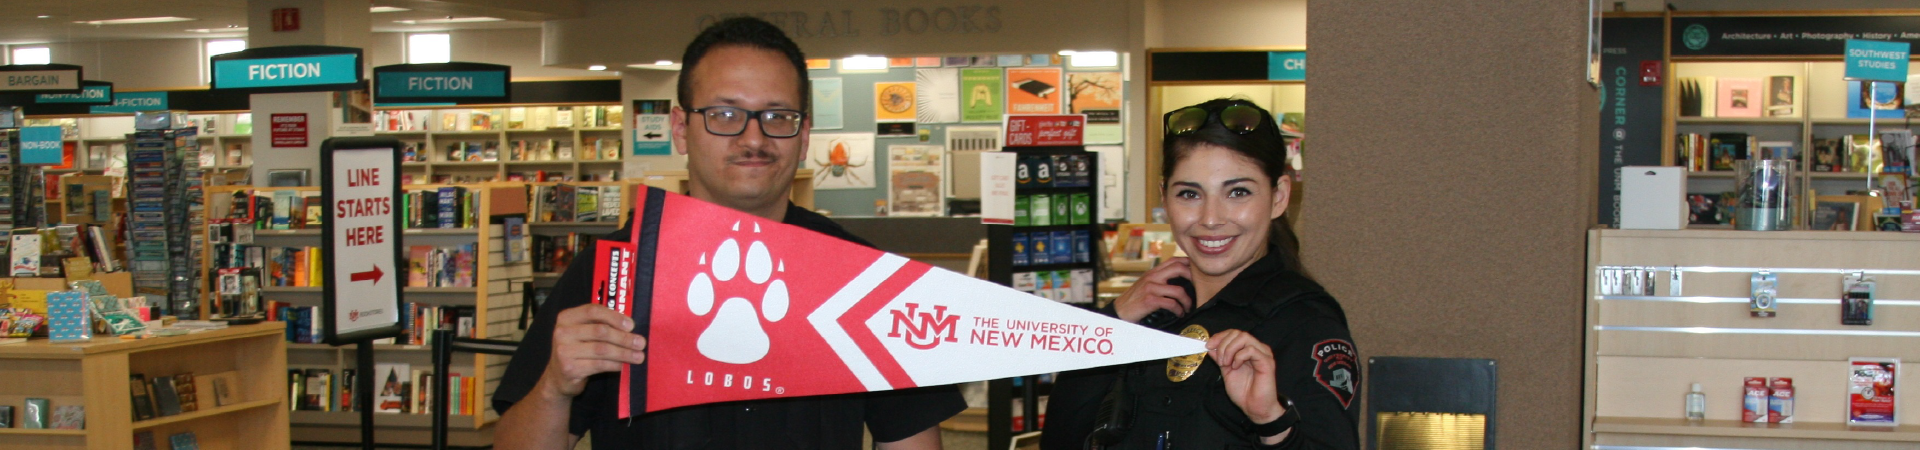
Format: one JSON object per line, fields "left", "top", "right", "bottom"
{"left": 1004, "top": 114, "right": 1085, "bottom": 147}
{"left": 1672, "top": 16, "right": 1920, "bottom": 57}
{"left": 210, "top": 46, "right": 364, "bottom": 93}
{"left": 1598, "top": 17, "right": 1668, "bottom": 229}
{"left": 1266, "top": 51, "right": 1306, "bottom": 81}
{"left": 88, "top": 91, "right": 168, "bottom": 114}
{"left": 1844, "top": 39, "right": 1911, "bottom": 82}
{"left": 19, "top": 126, "right": 65, "bottom": 165}
{"left": 616, "top": 187, "right": 1206, "bottom": 415}
{"left": 319, "top": 136, "right": 406, "bottom": 344}
{"left": 372, "top": 62, "right": 511, "bottom": 103}
{"left": 0, "top": 64, "right": 83, "bottom": 94}
{"left": 34, "top": 81, "right": 112, "bottom": 105}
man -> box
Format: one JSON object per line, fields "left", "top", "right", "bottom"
{"left": 494, "top": 17, "right": 965, "bottom": 450}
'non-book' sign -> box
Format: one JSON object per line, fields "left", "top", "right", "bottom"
{"left": 19, "top": 126, "right": 65, "bottom": 165}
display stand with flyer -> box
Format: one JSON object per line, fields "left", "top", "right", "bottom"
{"left": 319, "top": 136, "right": 407, "bottom": 450}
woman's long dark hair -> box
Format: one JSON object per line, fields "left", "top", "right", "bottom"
{"left": 1161, "top": 98, "right": 1307, "bottom": 277}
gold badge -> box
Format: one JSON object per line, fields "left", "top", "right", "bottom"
{"left": 1166, "top": 324, "right": 1210, "bottom": 382}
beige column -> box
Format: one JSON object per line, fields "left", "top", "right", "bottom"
{"left": 1303, "top": 1, "right": 1599, "bottom": 448}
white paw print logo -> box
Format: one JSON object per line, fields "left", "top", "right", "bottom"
{"left": 688, "top": 221, "right": 789, "bottom": 364}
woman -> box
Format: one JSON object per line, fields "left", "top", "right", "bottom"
{"left": 1044, "top": 99, "right": 1359, "bottom": 449}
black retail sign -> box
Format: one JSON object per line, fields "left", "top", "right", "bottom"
{"left": 1601, "top": 17, "right": 1667, "bottom": 228}
{"left": 0, "top": 64, "right": 83, "bottom": 94}
{"left": 1672, "top": 15, "right": 1920, "bottom": 57}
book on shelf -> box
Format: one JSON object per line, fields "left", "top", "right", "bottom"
{"left": 406, "top": 244, "right": 478, "bottom": 288}
{"left": 134, "top": 431, "right": 157, "bottom": 450}
{"left": 151, "top": 375, "right": 182, "bottom": 417}
{"left": 130, "top": 374, "right": 156, "bottom": 421}
{"left": 1847, "top": 80, "right": 1906, "bottom": 119}
{"left": 504, "top": 217, "right": 528, "bottom": 263}
{"left": 300, "top": 368, "right": 332, "bottom": 411}
{"left": 375, "top": 363, "right": 410, "bottom": 413}
{"left": 175, "top": 372, "right": 198, "bottom": 413}
{"left": 49, "top": 405, "right": 82, "bottom": 430}
{"left": 1706, "top": 132, "right": 1751, "bottom": 171}
{"left": 1755, "top": 141, "right": 1796, "bottom": 161}
{"left": 340, "top": 368, "right": 356, "bottom": 412}
{"left": 1849, "top": 134, "right": 1881, "bottom": 173}
{"left": 200, "top": 371, "right": 240, "bottom": 407}
{"left": 555, "top": 106, "right": 574, "bottom": 128}
{"left": 1715, "top": 77, "right": 1763, "bottom": 118}
{"left": 1677, "top": 76, "right": 1715, "bottom": 117}
{"left": 530, "top": 233, "right": 598, "bottom": 274}
{"left": 1767, "top": 75, "right": 1797, "bottom": 117}
{"left": 168, "top": 432, "right": 200, "bottom": 450}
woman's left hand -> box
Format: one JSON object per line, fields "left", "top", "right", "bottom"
{"left": 1208, "top": 329, "right": 1285, "bottom": 425}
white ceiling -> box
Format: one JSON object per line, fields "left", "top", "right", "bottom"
{"left": 0, "top": 0, "right": 562, "bottom": 45}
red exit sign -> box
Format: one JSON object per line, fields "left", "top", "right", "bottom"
{"left": 272, "top": 8, "right": 300, "bottom": 32}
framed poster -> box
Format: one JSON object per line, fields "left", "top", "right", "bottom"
{"left": 1006, "top": 67, "right": 1063, "bottom": 115}
{"left": 888, "top": 145, "right": 945, "bottom": 217}
{"left": 875, "top": 82, "right": 917, "bottom": 122}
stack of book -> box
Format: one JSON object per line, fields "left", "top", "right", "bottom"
{"left": 289, "top": 368, "right": 354, "bottom": 412}
{"left": 529, "top": 184, "right": 622, "bottom": 223}
{"left": 367, "top": 362, "right": 478, "bottom": 416}
{"left": 406, "top": 244, "right": 478, "bottom": 288}
{"left": 403, "top": 187, "right": 479, "bottom": 229}
{"left": 374, "top": 110, "right": 432, "bottom": 132}
{"left": 391, "top": 302, "right": 476, "bottom": 346}
{"left": 130, "top": 372, "right": 202, "bottom": 421}
{"left": 530, "top": 233, "right": 597, "bottom": 274}
{"left": 264, "top": 246, "right": 324, "bottom": 287}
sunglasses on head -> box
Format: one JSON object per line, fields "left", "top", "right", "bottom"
{"left": 1164, "top": 101, "right": 1266, "bottom": 136}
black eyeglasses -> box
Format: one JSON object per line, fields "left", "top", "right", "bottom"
{"left": 1164, "top": 101, "right": 1266, "bottom": 136}
{"left": 685, "top": 105, "right": 806, "bottom": 138}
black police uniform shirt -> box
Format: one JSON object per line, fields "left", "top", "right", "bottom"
{"left": 495, "top": 203, "right": 967, "bottom": 450}
{"left": 1042, "top": 247, "right": 1361, "bottom": 450}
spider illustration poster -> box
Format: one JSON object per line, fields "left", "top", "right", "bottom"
{"left": 806, "top": 132, "right": 876, "bottom": 190}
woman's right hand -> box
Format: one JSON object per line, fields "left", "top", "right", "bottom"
{"left": 1112, "top": 257, "right": 1194, "bottom": 323}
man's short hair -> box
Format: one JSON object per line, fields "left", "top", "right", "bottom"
{"left": 678, "top": 17, "right": 810, "bottom": 114}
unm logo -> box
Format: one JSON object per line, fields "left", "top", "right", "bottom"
{"left": 687, "top": 221, "right": 789, "bottom": 364}
{"left": 887, "top": 303, "right": 960, "bottom": 350}
{"left": 1683, "top": 24, "right": 1710, "bottom": 51}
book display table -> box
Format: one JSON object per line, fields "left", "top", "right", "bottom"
{"left": 0, "top": 323, "right": 287, "bottom": 450}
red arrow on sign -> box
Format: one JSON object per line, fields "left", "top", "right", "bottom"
{"left": 350, "top": 265, "right": 384, "bottom": 285}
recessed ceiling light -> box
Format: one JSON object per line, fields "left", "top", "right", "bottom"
{"left": 186, "top": 27, "right": 248, "bottom": 33}
{"left": 393, "top": 17, "right": 503, "bottom": 25}
{"left": 37, "top": 15, "right": 51, "bottom": 19}
{"left": 369, "top": 6, "right": 410, "bottom": 13}
{"left": 75, "top": 16, "right": 195, "bottom": 25}
{"left": 588, "top": 65, "right": 607, "bottom": 71}
{"left": 655, "top": 60, "right": 673, "bottom": 66}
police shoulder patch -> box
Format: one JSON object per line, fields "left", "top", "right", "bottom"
{"left": 1310, "top": 339, "right": 1357, "bottom": 408}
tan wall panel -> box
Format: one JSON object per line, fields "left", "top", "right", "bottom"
{"left": 1149, "top": 0, "right": 1307, "bottom": 48}
{"left": 1305, "top": 1, "right": 1596, "bottom": 448}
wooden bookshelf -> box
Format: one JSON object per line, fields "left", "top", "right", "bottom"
{"left": 0, "top": 323, "right": 287, "bottom": 450}
{"left": 377, "top": 104, "right": 627, "bottom": 184}
{"left": 191, "top": 184, "right": 534, "bottom": 446}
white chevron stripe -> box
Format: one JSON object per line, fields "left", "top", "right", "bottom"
{"left": 808, "top": 253, "right": 908, "bottom": 391}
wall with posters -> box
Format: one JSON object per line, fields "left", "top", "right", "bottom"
{"left": 626, "top": 58, "right": 1130, "bottom": 217}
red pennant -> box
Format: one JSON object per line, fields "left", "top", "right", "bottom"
{"left": 629, "top": 189, "right": 1205, "bottom": 413}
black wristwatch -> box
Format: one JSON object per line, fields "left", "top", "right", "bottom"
{"left": 1250, "top": 394, "right": 1300, "bottom": 439}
